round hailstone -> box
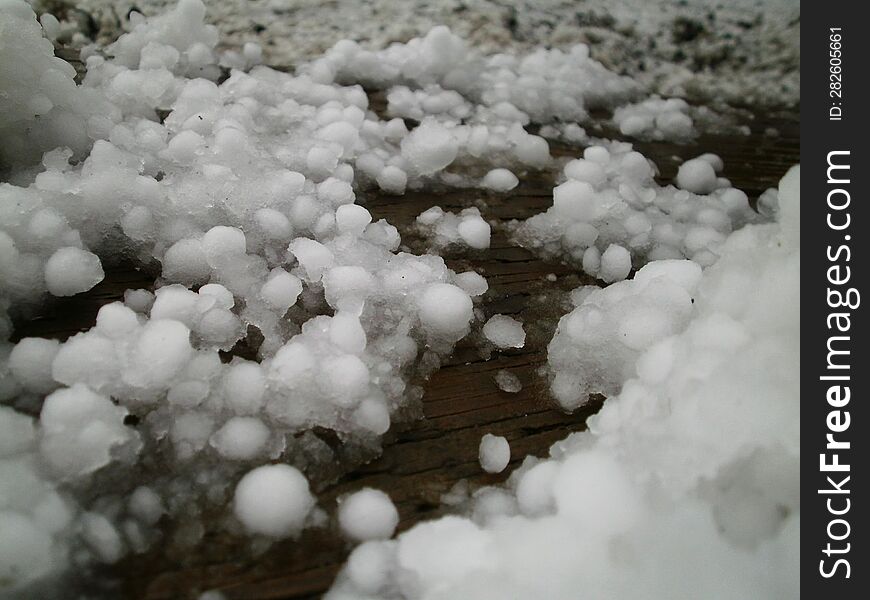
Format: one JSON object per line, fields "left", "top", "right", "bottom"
{"left": 8, "top": 337, "right": 60, "bottom": 393}
{"left": 44, "top": 247, "right": 104, "bottom": 296}
{"left": 233, "top": 464, "right": 315, "bottom": 537}
{"left": 400, "top": 121, "right": 458, "bottom": 175}
{"left": 335, "top": 204, "right": 373, "bottom": 235}
{"left": 376, "top": 165, "right": 408, "bottom": 194}
{"left": 676, "top": 157, "right": 718, "bottom": 194}
{"left": 454, "top": 271, "right": 488, "bottom": 297}
{"left": 338, "top": 488, "right": 399, "bottom": 542}
{"left": 260, "top": 269, "right": 303, "bottom": 312}
{"left": 417, "top": 283, "right": 474, "bottom": 338}
{"left": 306, "top": 146, "right": 339, "bottom": 179}
{"left": 481, "top": 168, "right": 519, "bottom": 192}
{"left": 222, "top": 361, "right": 266, "bottom": 415}
{"left": 478, "top": 433, "right": 510, "bottom": 473}
{"left": 329, "top": 312, "right": 367, "bottom": 354}
{"left": 564, "top": 158, "right": 605, "bottom": 187}
{"left": 124, "top": 289, "right": 155, "bottom": 313}
{"left": 599, "top": 244, "right": 632, "bottom": 283}
{"left": 482, "top": 314, "right": 525, "bottom": 349}
{"left": 131, "top": 319, "right": 194, "bottom": 387}
{"left": 201, "top": 226, "right": 247, "bottom": 265}
{"left": 456, "top": 216, "right": 491, "bottom": 249}
{"left": 552, "top": 179, "right": 600, "bottom": 221}
{"left": 128, "top": 486, "right": 164, "bottom": 526}
{"left": 162, "top": 238, "right": 210, "bottom": 284}
{"left": 514, "top": 134, "right": 551, "bottom": 167}
{"left": 210, "top": 416, "right": 271, "bottom": 460}
{"left": 80, "top": 512, "right": 124, "bottom": 563}
{"left": 345, "top": 541, "right": 396, "bottom": 594}
{"left": 319, "top": 354, "right": 370, "bottom": 406}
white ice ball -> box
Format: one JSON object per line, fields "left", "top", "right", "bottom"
{"left": 44, "top": 247, "right": 104, "bottom": 296}
{"left": 478, "top": 433, "right": 510, "bottom": 473}
{"left": 233, "top": 464, "right": 316, "bottom": 537}
{"left": 417, "top": 283, "right": 474, "bottom": 338}
{"left": 338, "top": 488, "right": 399, "bottom": 542}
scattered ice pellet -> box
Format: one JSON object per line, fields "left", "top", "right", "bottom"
{"left": 454, "top": 271, "right": 488, "bottom": 297}
{"left": 493, "top": 369, "right": 522, "bottom": 393}
{"left": 613, "top": 96, "right": 695, "bottom": 141}
{"left": 415, "top": 207, "right": 491, "bottom": 251}
{"left": 481, "top": 168, "right": 519, "bottom": 192}
{"left": 478, "top": 434, "right": 510, "bottom": 474}
{"left": 482, "top": 315, "right": 525, "bottom": 349}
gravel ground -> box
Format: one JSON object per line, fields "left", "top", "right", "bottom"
{"left": 32, "top": 0, "right": 799, "bottom": 107}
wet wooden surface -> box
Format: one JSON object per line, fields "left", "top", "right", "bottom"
{"left": 11, "top": 92, "right": 799, "bottom": 598}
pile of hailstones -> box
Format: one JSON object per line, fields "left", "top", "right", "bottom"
{"left": 0, "top": 0, "right": 772, "bottom": 592}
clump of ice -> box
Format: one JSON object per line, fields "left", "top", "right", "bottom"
{"left": 613, "top": 96, "right": 695, "bottom": 141}
{"left": 415, "top": 206, "right": 491, "bottom": 251}
{"left": 0, "top": 0, "right": 109, "bottom": 169}
{"left": 40, "top": 384, "right": 141, "bottom": 479}
{"left": 310, "top": 27, "right": 640, "bottom": 123}
{"left": 478, "top": 433, "right": 510, "bottom": 474}
{"left": 482, "top": 315, "right": 525, "bottom": 349}
{"left": 233, "top": 464, "right": 316, "bottom": 538}
{"left": 0, "top": 0, "right": 797, "bottom": 593}
{"left": 387, "top": 85, "right": 472, "bottom": 122}
{"left": 548, "top": 259, "right": 702, "bottom": 408}
{"left": 513, "top": 145, "right": 760, "bottom": 276}
{"left": 327, "top": 165, "right": 800, "bottom": 600}
{"left": 1, "top": 0, "right": 494, "bottom": 589}
{"left": 0, "top": 407, "right": 72, "bottom": 588}
{"left": 43, "top": 247, "right": 105, "bottom": 297}
{"left": 337, "top": 488, "right": 399, "bottom": 542}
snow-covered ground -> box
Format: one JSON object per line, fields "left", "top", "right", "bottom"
{"left": 2, "top": 0, "right": 798, "bottom": 597}
{"left": 40, "top": 0, "right": 800, "bottom": 107}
